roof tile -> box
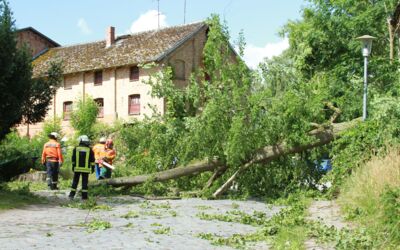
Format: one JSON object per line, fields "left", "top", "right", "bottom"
{"left": 33, "top": 22, "right": 206, "bottom": 77}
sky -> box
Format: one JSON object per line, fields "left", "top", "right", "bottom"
{"left": 9, "top": 0, "right": 306, "bottom": 68}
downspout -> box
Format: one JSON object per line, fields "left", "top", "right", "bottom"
{"left": 114, "top": 68, "right": 117, "bottom": 119}
{"left": 82, "top": 72, "right": 86, "bottom": 103}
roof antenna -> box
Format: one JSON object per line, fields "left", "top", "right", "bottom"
{"left": 157, "top": 0, "right": 160, "bottom": 29}
{"left": 184, "top": 0, "right": 186, "bottom": 24}
{"left": 223, "top": 0, "right": 234, "bottom": 22}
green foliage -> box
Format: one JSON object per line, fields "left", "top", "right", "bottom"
{"left": 65, "top": 197, "right": 112, "bottom": 211}
{"left": 22, "top": 61, "right": 62, "bottom": 130}
{"left": 70, "top": 95, "right": 99, "bottom": 138}
{"left": 116, "top": 15, "right": 331, "bottom": 197}
{"left": 0, "top": 0, "right": 32, "bottom": 139}
{"left": 0, "top": 132, "right": 35, "bottom": 181}
{"left": 197, "top": 210, "right": 268, "bottom": 226}
{"left": 380, "top": 187, "right": 400, "bottom": 242}
{"left": 121, "top": 210, "right": 139, "bottom": 219}
{"left": 80, "top": 218, "right": 111, "bottom": 233}
{"left": 152, "top": 226, "right": 171, "bottom": 235}
{"left": 0, "top": 1, "right": 62, "bottom": 139}
{"left": 0, "top": 182, "right": 44, "bottom": 210}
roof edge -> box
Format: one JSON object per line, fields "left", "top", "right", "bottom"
{"left": 17, "top": 27, "right": 60, "bottom": 47}
{"left": 154, "top": 22, "right": 207, "bottom": 62}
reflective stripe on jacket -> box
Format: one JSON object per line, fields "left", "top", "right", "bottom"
{"left": 41, "top": 139, "right": 64, "bottom": 164}
{"left": 72, "top": 146, "right": 95, "bottom": 173}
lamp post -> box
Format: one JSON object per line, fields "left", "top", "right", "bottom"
{"left": 356, "top": 35, "right": 376, "bottom": 121}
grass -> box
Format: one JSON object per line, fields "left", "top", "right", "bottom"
{"left": 80, "top": 218, "right": 112, "bottom": 233}
{"left": 272, "top": 226, "right": 307, "bottom": 250}
{"left": 338, "top": 148, "right": 400, "bottom": 248}
{"left": 152, "top": 226, "right": 171, "bottom": 235}
{"left": 0, "top": 182, "right": 45, "bottom": 210}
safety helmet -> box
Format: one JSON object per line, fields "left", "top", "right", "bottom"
{"left": 78, "top": 135, "right": 90, "bottom": 144}
{"left": 99, "top": 137, "right": 107, "bottom": 143}
{"left": 49, "top": 132, "right": 59, "bottom": 140}
{"left": 105, "top": 139, "right": 113, "bottom": 149}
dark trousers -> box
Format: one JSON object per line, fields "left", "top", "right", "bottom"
{"left": 46, "top": 161, "right": 59, "bottom": 189}
{"left": 69, "top": 172, "right": 89, "bottom": 200}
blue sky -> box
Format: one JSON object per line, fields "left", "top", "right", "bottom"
{"left": 9, "top": 0, "right": 306, "bottom": 68}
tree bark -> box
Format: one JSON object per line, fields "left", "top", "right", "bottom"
{"left": 101, "top": 118, "right": 361, "bottom": 189}
{"left": 388, "top": 18, "right": 395, "bottom": 62}
{"left": 100, "top": 159, "right": 222, "bottom": 187}
{"left": 212, "top": 118, "right": 361, "bottom": 197}
{"left": 203, "top": 165, "right": 228, "bottom": 190}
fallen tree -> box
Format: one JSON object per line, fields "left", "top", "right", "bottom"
{"left": 100, "top": 159, "right": 223, "bottom": 187}
{"left": 101, "top": 118, "right": 361, "bottom": 193}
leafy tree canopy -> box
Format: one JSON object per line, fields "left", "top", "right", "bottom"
{"left": 0, "top": 0, "right": 62, "bottom": 139}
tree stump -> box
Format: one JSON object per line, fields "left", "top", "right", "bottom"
{"left": 16, "top": 171, "right": 47, "bottom": 182}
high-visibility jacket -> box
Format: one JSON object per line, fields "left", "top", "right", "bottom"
{"left": 103, "top": 148, "right": 116, "bottom": 165}
{"left": 72, "top": 145, "right": 95, "bottom": 173}
{"left": 41, "top": 139, "right": 64, "bottom": 164}
{"left": 92, "top": 143, "right": 106, "bottom": 163}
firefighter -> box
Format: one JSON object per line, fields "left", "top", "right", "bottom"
{"left": 41, "top": 132, "right": 64, "bottom": 190}
{"left": 69, "top": 135, "right": 95, "bottom": 200}
{"left": 93, "top": 137, "right": 106, "bottom": 180}
{"left": 99, "top": 138, "right": 116, "bottom": 179}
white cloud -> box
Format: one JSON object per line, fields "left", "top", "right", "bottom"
{"left": 129, "top": 10, "right": 168, "bottom": 33}
{"left": 243, "top": 38, "right": 289, "bottom": 69}
{"left": 77, "top": 18, "right": 92, "bottom": 35}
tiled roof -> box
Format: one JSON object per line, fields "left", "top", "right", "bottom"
{"left": 33, "top": 22, "right": 206, "bottom": 77}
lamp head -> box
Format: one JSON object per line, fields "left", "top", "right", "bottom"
{"left": 356, "top": 35, "right": 376, "bottom": 57}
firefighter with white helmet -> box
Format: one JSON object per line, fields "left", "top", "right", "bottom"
{"left": 68, "top": 135, "right": 95, "bottom": 200}
{"left": 41, "top": 132, "right": 63, "bottom": 190}
{"left": 93, "top": 137, "right": 107, "bottom": 180}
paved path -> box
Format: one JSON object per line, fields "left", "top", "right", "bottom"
{"left": 305, "top": 200, "right": 351, "bottom": 250}
{"left": 0, "top": 191, "right": 279, "bottom": 250}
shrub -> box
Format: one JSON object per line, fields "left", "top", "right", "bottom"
{"left": 70, "top": 95, "right": 98, "bottom": 138}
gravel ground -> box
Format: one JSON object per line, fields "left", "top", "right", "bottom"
{"left": 0, "top": 191, "right": 281, "bottom": 250}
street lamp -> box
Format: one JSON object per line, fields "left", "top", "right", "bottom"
{"left": 356, "top": 35, "right": 376, "bottom": 121}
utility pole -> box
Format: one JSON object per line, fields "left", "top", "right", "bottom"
{"left": 184, "top": 0, "right": 186, "bottom": 24}
{"left": 157, "top": 0, "right": 160, "bottom": 29}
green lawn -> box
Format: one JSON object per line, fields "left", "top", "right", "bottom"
{"left": 0, "top": 183, "right": 45, "bottom": 211}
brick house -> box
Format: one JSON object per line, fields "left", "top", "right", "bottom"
{"left": 19, "top": 22, "right": 210, "bottom": 136}
{"left": 16, "top": 27, "right": 60, "bottom": 58}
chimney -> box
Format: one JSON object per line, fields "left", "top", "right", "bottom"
{"left": 106, "top": 26, "right": 115, "bottom": 47}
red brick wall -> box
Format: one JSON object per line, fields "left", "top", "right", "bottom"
{"left": 16, "top": 30, "right": 57, "bottom": 57}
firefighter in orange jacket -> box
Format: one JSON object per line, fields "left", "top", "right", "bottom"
{"left": 99, "top": 139, "right": 116, "bottom": 179}
{"left": 41, "top": 132, "right": 64, "bottom": 190}
{"left": 92, "top": 137, "right": 106, "bottom": 180}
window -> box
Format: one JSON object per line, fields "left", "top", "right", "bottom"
{"left": 128, "top": 94, "right": 140, "bottom": 115}
{"left": 130, "top": 66, "right": 139, "bottom": 81}
{"left": 94, "top": 71, "right": 103, "bottom": 85}
{"left": 63, "top": 101, "right": 73, "bottom": 120}
{"left": 173, "top": 60, "right": 185, "bottom": 80}
{"left": 94, "top": 98, "right": 104, "bottom": 118}
{"left": 63, "top": 76, "right": 72, "bottom": 89}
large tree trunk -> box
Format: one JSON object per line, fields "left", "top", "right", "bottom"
{"left": 101, "top": 159, "right": 222, "bottom": 187}
{"left": 102, "top": 118, "right": 361, "bottom": 189}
